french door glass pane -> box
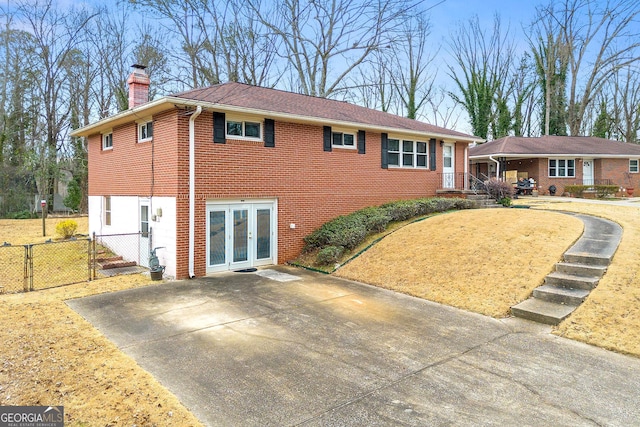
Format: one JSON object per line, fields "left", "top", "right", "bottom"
{"left": 209, "top": 211, "right": 226, "bottom": 266}
{"left": 256, "top": 209, "right": 271, "bottom": 259}
{"left": 233, "top": 209, "right": 248, "bottom": 262}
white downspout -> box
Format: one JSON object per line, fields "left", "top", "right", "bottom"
{"left": 464, "top": 145, "right": 469, "bottom": 190}
{"left": 188, "top": 106, "right": 202, "bottom": 278}
{"left": 489, "top": 155, "right": 500, "bottom": 180}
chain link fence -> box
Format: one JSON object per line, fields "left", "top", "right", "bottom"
{"left": 92, "top": 232, "right": 149, "bottom": 279}
{"left": 0, "top": 231, "right": 151, "bottom": 294}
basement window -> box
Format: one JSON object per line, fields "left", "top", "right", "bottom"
{"left": 104, "top": 196, "right": 111, "bottom": 226}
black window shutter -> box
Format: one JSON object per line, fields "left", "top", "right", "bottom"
{"left": 429, "top": 138, "right": 437, "bottom": 170}
{"left": 381, "top": 133, "right": 388, "bottom": 169}
{"left": 264, "top": 118, "right": 275, "bottom": 147}
{"left": 357, "top": 130, "right": 366, "bottom": 154}
{"left": 323, "top": 126, "right": 332, "bottom": 152}
{"left": 213, "top": 112, "right": 226, "bottom": 144}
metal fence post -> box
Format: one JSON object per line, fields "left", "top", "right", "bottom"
{"left": 23, "top": 245, "right": 29, "bottom": 292}
{"left": 87, "top": 237, "right": 92, "bottom": 282}
{"left": 92, "top": 232, "right": 96, "bottom": 281}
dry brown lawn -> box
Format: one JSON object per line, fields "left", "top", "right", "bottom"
{"left": 513, "top": 199, "right": 640, "bottom": 357}
{"left": 336, "top": 208, "right": 584, "bottom": 317}
{"left": 0, "top": 217, "right": 203, "bottom": 426}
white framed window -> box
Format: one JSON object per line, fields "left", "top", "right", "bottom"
{"left": 549, "top": 158, "right": 575, "bottom": 177}
{"left": 226, "top": 120, "right": 261, "bottom": 140}
{"left": 138, "top": 120, "right": 153, "bottom": 142}
{"left": 332, "top": 131, "right": 355, "bottom": 148}
{"left": 102, "top": 132, "right": 113, "bottom": 150}
{"left": 630, "top": 159, "right": 639, "bottom": 173}
{"left": 388, "top": 138, "right": 428, "bottom": 168}
{"left": 104, "top": 196, "right": 111, "bottom": 226}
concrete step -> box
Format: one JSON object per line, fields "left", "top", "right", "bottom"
{"left": 545, "top": 271, "right": 600, "bottom": 290}
{"left": 555, "top": 262, "right": 607, "bottom": 278}
{"left": 511, "top": 298, "right": 578, "bottom": 325}
{"left": 563, "top": 253, "right": 611, "bottom": 267}
{"left": 466, "top": 194, "right": 492, "bottom": 201}
{"left": 533, "top": 284, "right": 590, "bottom": 305}
{"left": 101, "top": 260, "right": 138, "bottom": 269}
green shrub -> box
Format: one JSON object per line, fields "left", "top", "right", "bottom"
{"left": 595, "top": 185, "right": 619, "bottom": 198}
{"left": 382, "top": 200, "right": 419, "bottom": 221}
{"left": 316, "top": 246, "right": 345, "bottom": 265}
{"left": 8, "top": 210, "right": 35, "bottom": 219}
{"left": 499, "top": 197, "right": 512, "bottom": 207}
{"left": 56, "top": 219, "right": 78, "bottom": 239}
{"left": 564, "top": 185, "right": 588, "bottom": 197}
{"left": 63, "top": 178, "right": 82, "bottom": 212}
{"left": 303, "top": 197, "right": 478, "bottom": 259}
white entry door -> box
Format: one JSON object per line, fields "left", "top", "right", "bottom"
{"left": 139, "top": 200, "right": 150, "bottom": 267}
{"left": 583, "top": 159, "right": 594, "bottom": 186}
{"left": 442, "top": 143, "right": 455, "bottom": 188}
{"left": 206, "top": 201, "right": 275, "bottom": 273}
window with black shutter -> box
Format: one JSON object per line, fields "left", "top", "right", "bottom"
{"left": 213, "top": 112, "right": 226, "bottom": 144}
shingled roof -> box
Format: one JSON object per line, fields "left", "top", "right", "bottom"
{"left": 173, "top": 82, "right": 477, "bottom": 140}
{"left": 469, "top": 135, "right": 640, "bottom": 158}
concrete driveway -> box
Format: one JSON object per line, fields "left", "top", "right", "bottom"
{"left": 68, "top": 266, "right": 640, "bottom": 426}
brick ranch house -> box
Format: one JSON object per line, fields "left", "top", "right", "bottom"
{"left": 71, "top": 67, "right": 480, "bottom": 279}
{"left": 469, "top": 135, "right": 640, "bottom": 196}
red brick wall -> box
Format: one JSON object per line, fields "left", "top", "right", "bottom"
{"left": 89, "top": 108, "right": 471, "bottom": 279}
{"left": 89, "top": 110, "right": 180, "bottom": 196}
{"left": 474, "top": 157, "right": 633, "bottom": 196}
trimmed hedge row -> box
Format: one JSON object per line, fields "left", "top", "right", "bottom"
{"left": 304, "top": 197, "right": 477, "bottom": 265}
{"left": 564, "top": 184, "right": 620, "bottom": 198}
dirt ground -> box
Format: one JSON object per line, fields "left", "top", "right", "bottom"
{"left": 0, "top": 217, "right": 203, "bottom": 426}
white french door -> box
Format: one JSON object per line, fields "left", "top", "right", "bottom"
{"left": 206, "top": 201, "right": 276, "bottom": 273}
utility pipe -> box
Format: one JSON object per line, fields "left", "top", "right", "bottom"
{"left": 188, "top": 106, "right": 202, "bottom": 278}
{"left": 489, "top": 155, "right": 500, "bottom": 180}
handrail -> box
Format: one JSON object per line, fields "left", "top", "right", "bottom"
{"left": 469, "top": 174, "right": 487, "bottom": 195}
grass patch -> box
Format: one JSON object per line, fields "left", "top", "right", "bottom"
{"left": 0, "top": 276, "right": 203, "bottom": 426}
{"left": 335, "top": 209, "right": 584, "bottom": 318}
{"left": 514, "top": 198, "right": 640, "bottom": 357}
{"left": 293, "top": 216, "right": 431, "bottom": 273}
{"left": 0, "top": 217, "right": 203, "bottom": 425}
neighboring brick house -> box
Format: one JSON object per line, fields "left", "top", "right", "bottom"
{"left": 469, "top": 136, "right": 640, "bottom": 196}
{"left": 71, "top": 66, "right": 479, "bottom": 279}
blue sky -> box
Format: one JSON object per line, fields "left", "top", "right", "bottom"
{"left": 429, "top": 0, "right": 541, "bottom": 47}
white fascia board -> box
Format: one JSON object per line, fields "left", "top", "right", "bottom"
{"left": 72, "top": 96, "right": 481, "bottom": 143}
{"left": 470, "top": 153, "right": 640, "bottom": 160}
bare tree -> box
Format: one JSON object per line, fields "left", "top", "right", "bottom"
{"left": 533, "top": 0, "right": 640, "bottom": 136}
{"left": 248, "top": 0, "right": 418, "bottom": 98}
{"left": 610, "top": 67, "right": 640, "bottom": 143}
{"left": 17, "top": 0, "right": 96, "bottom": 207}
{"left": 389, "top": 12, "right": 436, "bottom": 119}
{"left": 448, "top": 14, "right": 514, "bottom": 139}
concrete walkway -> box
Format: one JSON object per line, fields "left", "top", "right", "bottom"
{"left": 512, "top": 212, "right": 623, "bottom": 324}
{"left": 68, "top": 267, "right": 640, "bottom": 426}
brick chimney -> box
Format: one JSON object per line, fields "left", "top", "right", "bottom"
{"left": 127, "top": 64, "right": 150, "bottom": 109}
